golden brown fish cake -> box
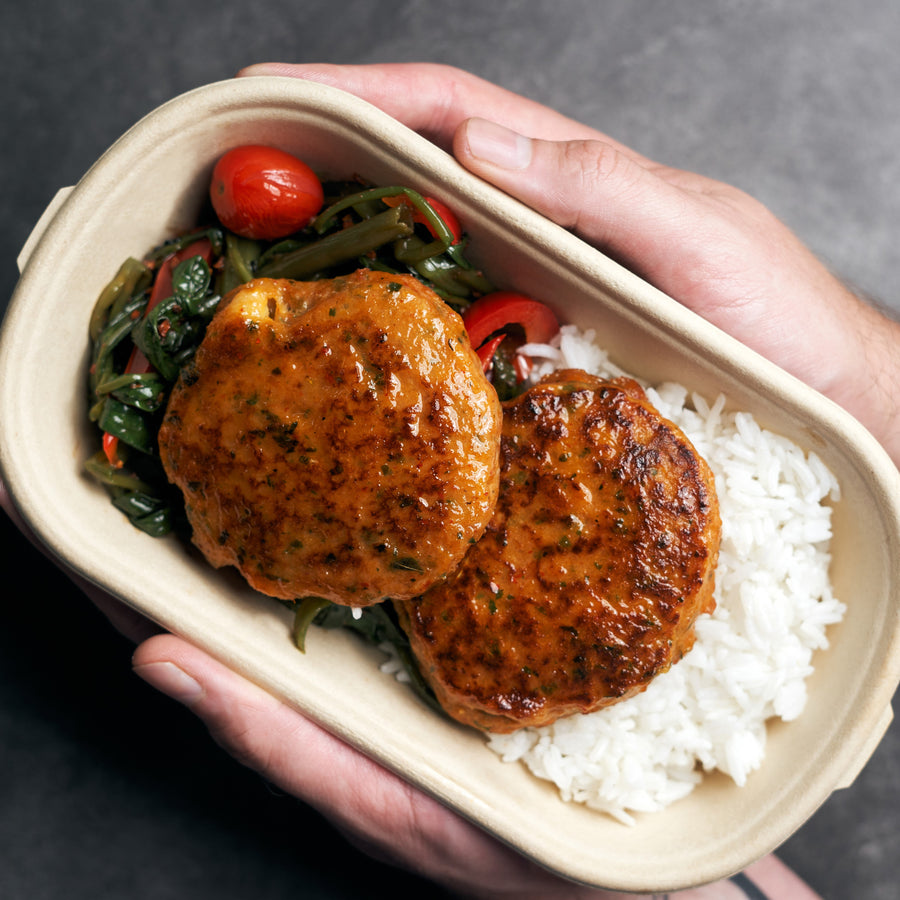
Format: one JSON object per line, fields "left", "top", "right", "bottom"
{"left": 158, "top": 270, "right": 502, "bottom": 607}
{"left": 395, "top": 369, "right": 720, "bottom": 732}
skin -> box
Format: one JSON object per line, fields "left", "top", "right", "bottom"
{"left": 7, "top": 60, "right": 897, "bottom": 897}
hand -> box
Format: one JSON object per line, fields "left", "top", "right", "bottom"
{"left": 2, "top": 458, "right": 819, "bottom": 899}
{"left": 240, "top": 62, "right": 900, "bottom": 466}
{"left": 127, "top": 633, "right": 821, "bottom": 900}
{"left": 0, "top": 480, "right": 602, "bottom": 899}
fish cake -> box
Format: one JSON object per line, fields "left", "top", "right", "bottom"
{"left": 395, "top": 369, "right": 721, "bottom": 732}
{"left": 159, "top": 270, "right": 502, "bottom": 607}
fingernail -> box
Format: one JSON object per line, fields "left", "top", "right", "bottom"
{"left": 134, "top": 660, "right": 204, "bottom": 706}
{"left": 464, "top": 118, "right": 532, "bottom": 170}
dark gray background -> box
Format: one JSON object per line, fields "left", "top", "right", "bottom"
{"left": 2, "top": 2, "right": 898, "bottom": 898}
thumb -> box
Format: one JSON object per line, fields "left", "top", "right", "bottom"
{"left": 130, "top": 634, "right": 588, "bottom": 896}
{"left": 450, "top": 117, "right": 862, "bottom": 387}
{"left": 453, "top": 117, "right": 698, "bottom": 285}
{"left": 453, "top": 118, "right": 900, "bottom": 465}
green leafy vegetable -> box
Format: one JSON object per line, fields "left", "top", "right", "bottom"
{"left": 131, "top": 256, "right": 219, "bottom": 381}
{"left": 256, "top": 206, "right": 415, "bottom": 279}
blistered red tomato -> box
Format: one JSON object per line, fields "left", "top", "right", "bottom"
{"left": 209, "top": 145, "right": 324, "bottom": 240}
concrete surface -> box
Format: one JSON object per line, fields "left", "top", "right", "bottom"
{"left": 2, "top": 2, "right": 898, "bottom": 898}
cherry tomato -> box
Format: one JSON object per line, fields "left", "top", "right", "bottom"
{"left": 383, "top": 194, "right": 463, "bottom": 244}
{"left": 209, "top": 145, "right": 324, "bottom": 240}
{"left": 463, "top": 291, "right": 559, "bottom": 353}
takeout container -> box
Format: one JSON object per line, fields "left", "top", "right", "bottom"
{"left": 2, "top": 77, "right": 900, "bottom": 893}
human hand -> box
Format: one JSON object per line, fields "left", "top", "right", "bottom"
{"left": 2, "top": 466, "right": 818, "bottom": 899}
{"left": 241, "top": 62, "right": 900, "bottom": 466}
{"left": 129, "top": 631, "right": 818, "bottom": 900}
{"left": 0, "top": 476, "right": 604, "bottom": 899}
{"left": 0, "top": 473, "right": 673, "bottom": 900}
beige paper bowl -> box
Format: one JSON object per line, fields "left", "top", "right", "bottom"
{"left": 2, "top": 77, "right": 899, "bottom": 893}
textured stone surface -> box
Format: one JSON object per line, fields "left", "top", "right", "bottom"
{"left": 3, "top": 2, "right": 898, "bottom": 898}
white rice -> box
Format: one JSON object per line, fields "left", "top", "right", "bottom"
{"left": 387, "top": 325, "right": 846, "bottom": 825}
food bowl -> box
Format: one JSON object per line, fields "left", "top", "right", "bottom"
{"left": 2, "top": 77, "right": 899, "bottom": 892}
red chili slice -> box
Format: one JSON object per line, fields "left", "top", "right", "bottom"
{"left": 463, "top": 291, "right": 559, "bottom": 368}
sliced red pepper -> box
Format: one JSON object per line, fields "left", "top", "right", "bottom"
{"left": 132, "top": 237, "right": 213, "bottom": 373}
{"left": 422, "top": 197, "right": 462, "bottom": 244}
{"left": 463, "top": 291, "right": 559, "bottom": 354}
{"left": 474, "top": 334, "right": 506, "bottom": 373}
{"left": 383, "top": 195, "right": 462, "bottom": 244}
{"left": 103, "top": 431, "right": 123, "bottom": 469}
{"left": 124, "top": 344, "right": 154, "bottom": 377}
{"left": 146, "top": 238, "right": 214, "bottom": 314}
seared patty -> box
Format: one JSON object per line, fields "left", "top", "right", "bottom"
{"left": 395, "top": 370, "right": 720, "bottom": 732}
{"left": 159, "top": 271, "right": 502, "bottom": 607}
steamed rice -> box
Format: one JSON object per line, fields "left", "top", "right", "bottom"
{"left": 385, "top": 325, "right": 846, "bottom": 825}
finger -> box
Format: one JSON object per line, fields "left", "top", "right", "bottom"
{"left": 236, "top": 62, "right": 624, "bottom": 153}
{"left": 235, "top": 63, "right": 766, "bottom": 321}
{"left": 451, "top": 117, "right": 899, "bottom": 453}
{"left": 453, "top": 117, "right": 726, "bottom": 293}
{"left": 131, "top": 633, "right": 605, "bottom": 898}
{"left": 452, "top": 116, "right": 838, "bottom": 324}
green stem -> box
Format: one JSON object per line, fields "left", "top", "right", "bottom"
{"left": 292, "top": 597, "right": 333, "bottom": 652}
{"left": 314, "top": 186, "right": 455, "bottom": 260}
{"left": 224, "top": 231, "right": 260, "bottom": 285}
{"left": 84, "top": 452, "right": 154, "bottom": 492}
{"left": 257, "top": 206, "right": 414, "bottom": 280}
{"left": 88, "top": 257, "right": 151, "bottom": 342}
